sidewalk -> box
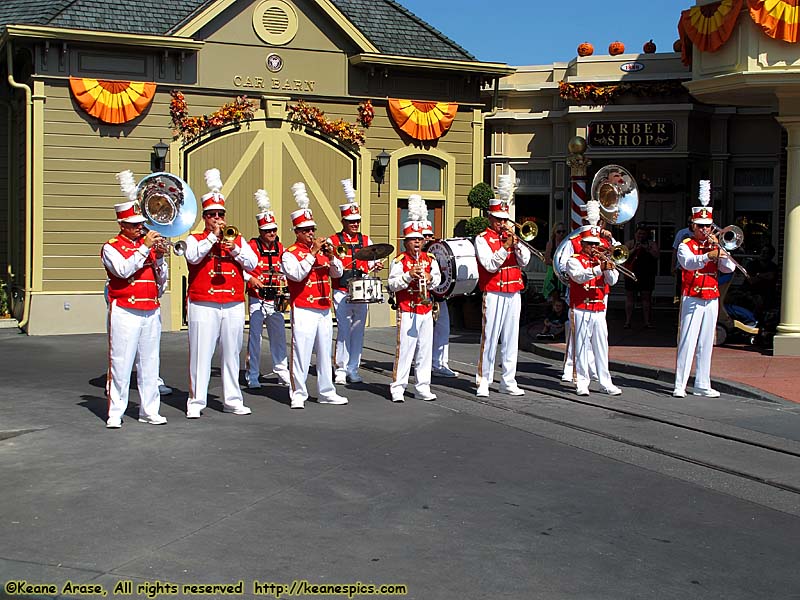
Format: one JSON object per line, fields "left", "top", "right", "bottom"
{"left": 521, "top": 304, "right": 799, "bottom": 404}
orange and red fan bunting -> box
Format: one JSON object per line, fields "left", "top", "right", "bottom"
{"left": 678, "top": 0, "right": 743, "bottom": 65}
{"left": 748, "top": 0, "right": 800, "bottom": 42}
{"left": 388, "top": 99, "right": 457, "bottom": 141}
{"left": 69, "top": 77, "right": 157, "bottom": 124}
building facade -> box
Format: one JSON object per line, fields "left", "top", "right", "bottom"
{"left": 0, "top": 0, "right": 512, "bottom": 334}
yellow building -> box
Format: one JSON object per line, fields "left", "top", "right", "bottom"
{"left": 0, "top": 0, "right": 512, "bottom": 334}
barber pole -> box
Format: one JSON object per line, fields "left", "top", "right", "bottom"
{"left": 571, "top": 175, "right": 588, "bottom": 229}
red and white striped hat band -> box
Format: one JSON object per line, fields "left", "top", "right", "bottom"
{"left": 256, "top": 211, "right": 278, "bottom": 230}
{"left": 114, "top": 201, "right": 146, "bottom": 223}
{"left": 290, "top": 208, "right": 316, "bottom": 229}
{"left": 339, "top": 203, "right": 361, "bottom": 220}
{"left": 402, "top": 221, "right": 425, "bottom": 238}
{"left": 422, "top": 220, "right": 433, "bottom": 236}
{"left": 691, "top": 206, "right": 713, "bottom": 224}
{"left": 580, "top": 226, "right": 601, "bottom": 244}
{"left": 201, "top": 192, "right": 226, "bottom": 212}
{"left": 488, "top": 198, "right": 510, "bottom": 218}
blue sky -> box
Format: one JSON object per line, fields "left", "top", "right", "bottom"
{"left": 395, "top": 0, "right": 691, "bottom": 65}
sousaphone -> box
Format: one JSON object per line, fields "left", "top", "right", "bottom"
{"left": 136, "top": 172, "right": 198, "bottom": 238}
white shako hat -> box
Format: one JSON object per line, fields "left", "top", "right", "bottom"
{"left": 488, "top": 174, "right": 514, "bottom": 219}
{"left": 691, "top": 180, "right": 713, "bottom": 225}
{"left": 114, "top": 170, "right": 146, "bottom": 223}
{"left": 339, "top": 179, "right": 361, "bottom": 220}
{"left": 289, "top": 182, "right": 316, "bottom": 228}
{"left": 579, "top": 200, "right": 602, "bottom": 243}
{"left": 201, "top": 168, "right": 226, "bottom": 212}
{"left": 403, "top": 194, "right": 427, "bottom": 238}
{"left": 254, "top": 188, "right": 277, "bottom": 230}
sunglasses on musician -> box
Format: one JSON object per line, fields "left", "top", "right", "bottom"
{"left": 204, "top": 211, "right": 226, "bottom": 218}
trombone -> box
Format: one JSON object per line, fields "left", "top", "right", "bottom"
{"left": 708, "top": 224, "right": 748, "bottom": 277}
{"left": 505, "top": 220, "right": 545, "bottom": 262}
{"left": 596, "top": 244, "right": 638, "bottom": 281}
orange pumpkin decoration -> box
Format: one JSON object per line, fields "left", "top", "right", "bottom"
{"left": 609, "top": 41, "right": 625, "bottom": 55}
{"left": 577, "top": 42, "right": 594, "bottom": 57}
{"left": 643, "top": 39, "right": 656, "bottom": 53}
{"left": 673, "top": 39, "right": 683, "bottom": 52}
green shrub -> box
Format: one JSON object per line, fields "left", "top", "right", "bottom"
{"left": 464, "top": 216, "right": 489, "bottom": 238}
{"left": 0, "top": 282, "right": 9, "bottom": 317}
{"left": 467, "top": 182, "right": 493, "bottom": 210}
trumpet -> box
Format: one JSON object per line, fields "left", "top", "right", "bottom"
{"left": 153, "top": 237, "right": 187, "bottom": 256}
{"left": 596, "top": 244, "right": 638, "bottom": 281}
{"left": 708, "top": 224, "right": 748, "bottom": 277}
{"left": 222, "top": 225, "right": 239, "bottom": 242}
{"left": 502, "top": 220, "right": 546, "bottom": 263}
{"left": 411, "top": 252, "right": 432, "bottom": 306}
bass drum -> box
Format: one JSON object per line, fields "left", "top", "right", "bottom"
{"left": 427, "top": 238, "right": 479, "bottom": 300}
{"left": 552, "top": 227, "right": 586, "bottom": 285}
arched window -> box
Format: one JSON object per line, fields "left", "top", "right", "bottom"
{"left": 397, "top": 157, "right": 445, "bottom": 238}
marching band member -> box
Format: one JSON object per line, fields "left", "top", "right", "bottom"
{"left": 424, "top": 220, "right": 458, "bottom": 378}
{"left": 102, "top": 170, "right": 168, "bottom": 428}
{"left": 330, "top": 179, "right": 383, "bottom": 385}
{"left": 184, "top": 169, "right": 258, "bottom": 419}
{"left": 388, "top": 198, "right": 441, "bottom": 402}
{"left": 282, "top": 182, "right": 348, "bottom": 409}
{"left": 244, "top": 189, "right": 290, "bottom": 389}
{"left": 474, "top": 175, "right": 531, "bottom": 397}
{"left": 565, "top": 200, "right": 621, "bottom": 397}
{"left": 673, "top": 181, "right": 735, "bottom": 398}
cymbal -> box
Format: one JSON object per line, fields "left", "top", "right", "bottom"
{"left": 354, "top": 243, "right": 394, "bottom": 261}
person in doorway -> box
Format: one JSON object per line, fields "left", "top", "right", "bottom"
{"left": 623, "top": 223, "right": 660, "bottom": 328}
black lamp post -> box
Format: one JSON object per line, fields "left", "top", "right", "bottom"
{"left": 151, "top": 139, "right": 169, "bottom": 172}
{"left": 373, "top": 149, "right": 391, "bottom": 197}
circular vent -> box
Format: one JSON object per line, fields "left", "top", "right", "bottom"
{"left": 253, "top": 0, "right": 298, "bottom": 46}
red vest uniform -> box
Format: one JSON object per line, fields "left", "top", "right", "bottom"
{"left": 103, "top": 235, "right": 160, "bottom": 311}
{"left": 285, "top": 242, "right": 333, "bottom": 309}
{"left": 568, "top": 253, "right": 608, "bottom": 312}
{"left": 246, "top": 238, "right": 285, "bottom": 300}
{"left": 681, "top": 238, "right": 720, "bottom": 300}
{"left": 330, "top": 232, "right": 371, "bottom": 290}
{"left": 394, "top": 252, "right": 435, "bottom": 315}
{"left": 187, "top": 231, "right": 245, "bottom": 303}
{"left": 476, "top": 229, "right": 525, "bottom": 293}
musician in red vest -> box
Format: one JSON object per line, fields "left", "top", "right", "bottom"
{"left": 474, "top": 176, "right": 531, "bottom": 398}
{"left": 281, "top": 182, "right": 348, "bottom": 409}
{"left": 101, "top": 185, "right": 168, "bottom": 428}
{"left": 565, "top": 201, "right": 621, "bottom": 397}
{"left": 387, "top": 206, "right": 441, "bottom": 402}
{"left": 184, "top": 168, "right": 258, "bottom": 419}
{"left": 673, "top": 181, "right": 735, "bottom": 398}
{"left": 244, "top": 188, "right": 290, "bottom": 389}
{"left": 329, "top": 178, "right": 383, "bottom": 386}
{"left": 423, "top": 220, "right": 458, "bottom": 378}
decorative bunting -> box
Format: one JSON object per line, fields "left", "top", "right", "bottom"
{"left": 388, "top": 99, "right": 457, "bottom": 141}
{"left": 748, "top": 0, "right": 800, "bottom": 42}
{"left": 677, "top": 0, "right": 743, "bottom": 65}
{"left": 69, "top": 77, "right": 156, "bottom": 124}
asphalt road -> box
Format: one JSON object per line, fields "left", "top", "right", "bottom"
{"left": 1, "top": 328, "right": 799, "bottom": 600}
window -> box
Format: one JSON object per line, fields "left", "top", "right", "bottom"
{"left": 731, "top": 165, "right": 777, "bottom": 256}
{"left": 398, "top": 158, "right": 443, "bottom": 193}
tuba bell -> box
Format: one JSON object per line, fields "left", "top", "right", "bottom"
{"left": 590, "top": 165, "right": 639, "bottom": 225}
{"left": 136, "top": 172, "right": 198, "bottom": 253}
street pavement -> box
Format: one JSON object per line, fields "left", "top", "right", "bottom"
{"left": 1, "top": 324, "right": 800, "bottom": 600}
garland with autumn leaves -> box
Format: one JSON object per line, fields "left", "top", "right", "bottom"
{"left": 170, "top": 90, "right": 375, "bottom": 149}
{"left": 558, "top": 81, "right": 686, "bottom": 105}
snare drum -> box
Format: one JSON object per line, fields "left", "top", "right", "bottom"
{"left": 347, "top": 277, "right": 384, "bottom": 304}
{"left": 427, "top": 238, "right": 479, "bottom": 300}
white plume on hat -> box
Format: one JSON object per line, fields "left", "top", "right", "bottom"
{"left": 116, "top": 170, "right": 137, "bottom": 202}
{"left": 585, "top": 200, "right": 601, "bottom": 227}
{"left": 407, "top": 194, "right": 427, "bottom": 222}
{"left": 496, "top": 174, "right": 515, "bottom": 205}
{"left": 204, "top": 168, "right": 223, "bottom": 194}
{"left": 254, "top": 189, "right": 271, "bottom": 212}
{"left": 698, "top": 180, "right": 711, "bottom": 207}
{"left": 341, "top": 179, "right": 356, "bottom": 203}
{"left": 291, "top": 182, "right": 310, "bottom": 209}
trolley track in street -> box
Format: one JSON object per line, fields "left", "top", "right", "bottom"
{"left": 360, "top": 345, "right": 800, "bottom": 499}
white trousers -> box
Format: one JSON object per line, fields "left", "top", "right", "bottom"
{"left": 107, "top": 301, "right": 162, "bottom": 421}
{"left": 391, "top": 311, "right": 434, "bottom": 398}
{"left": 246, "top": 297, "right": 289, "bottom": 385}
{"left": 477, "top": 292, "right": 521, "bottom": 389}
{"left": 572, "top": 308, "right": 614, "bottom": 392}
{"left": 187, "top": 300, "right": 246, "bottom": 413}
{"left": 432, "top": 300, "right": 450, "bottom": 369}
{"left": 675, "top": 296, "right": 718, "bottom": 393}
{"left": 563, "top": 308, "right": 598, "bottom": 381}
{"left": 332, "top": 289, "right": 369, "bottom": 378}
{"left": 289, "top": 305, "right": 337, "bottom": 403}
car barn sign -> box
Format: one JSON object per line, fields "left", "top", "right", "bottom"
{"left": 588, "top": 121, "right": 675, "bottom": 149}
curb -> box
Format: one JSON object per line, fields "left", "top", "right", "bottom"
{"left": 526, "top": 342, "right": 788, "bottom": 404}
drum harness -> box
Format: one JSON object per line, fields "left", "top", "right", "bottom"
{"left": 254, "top": 237, "right": 287, "bottom": 311}
{"left": 336, "top": 232, "right": 365, "bottom": 288}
